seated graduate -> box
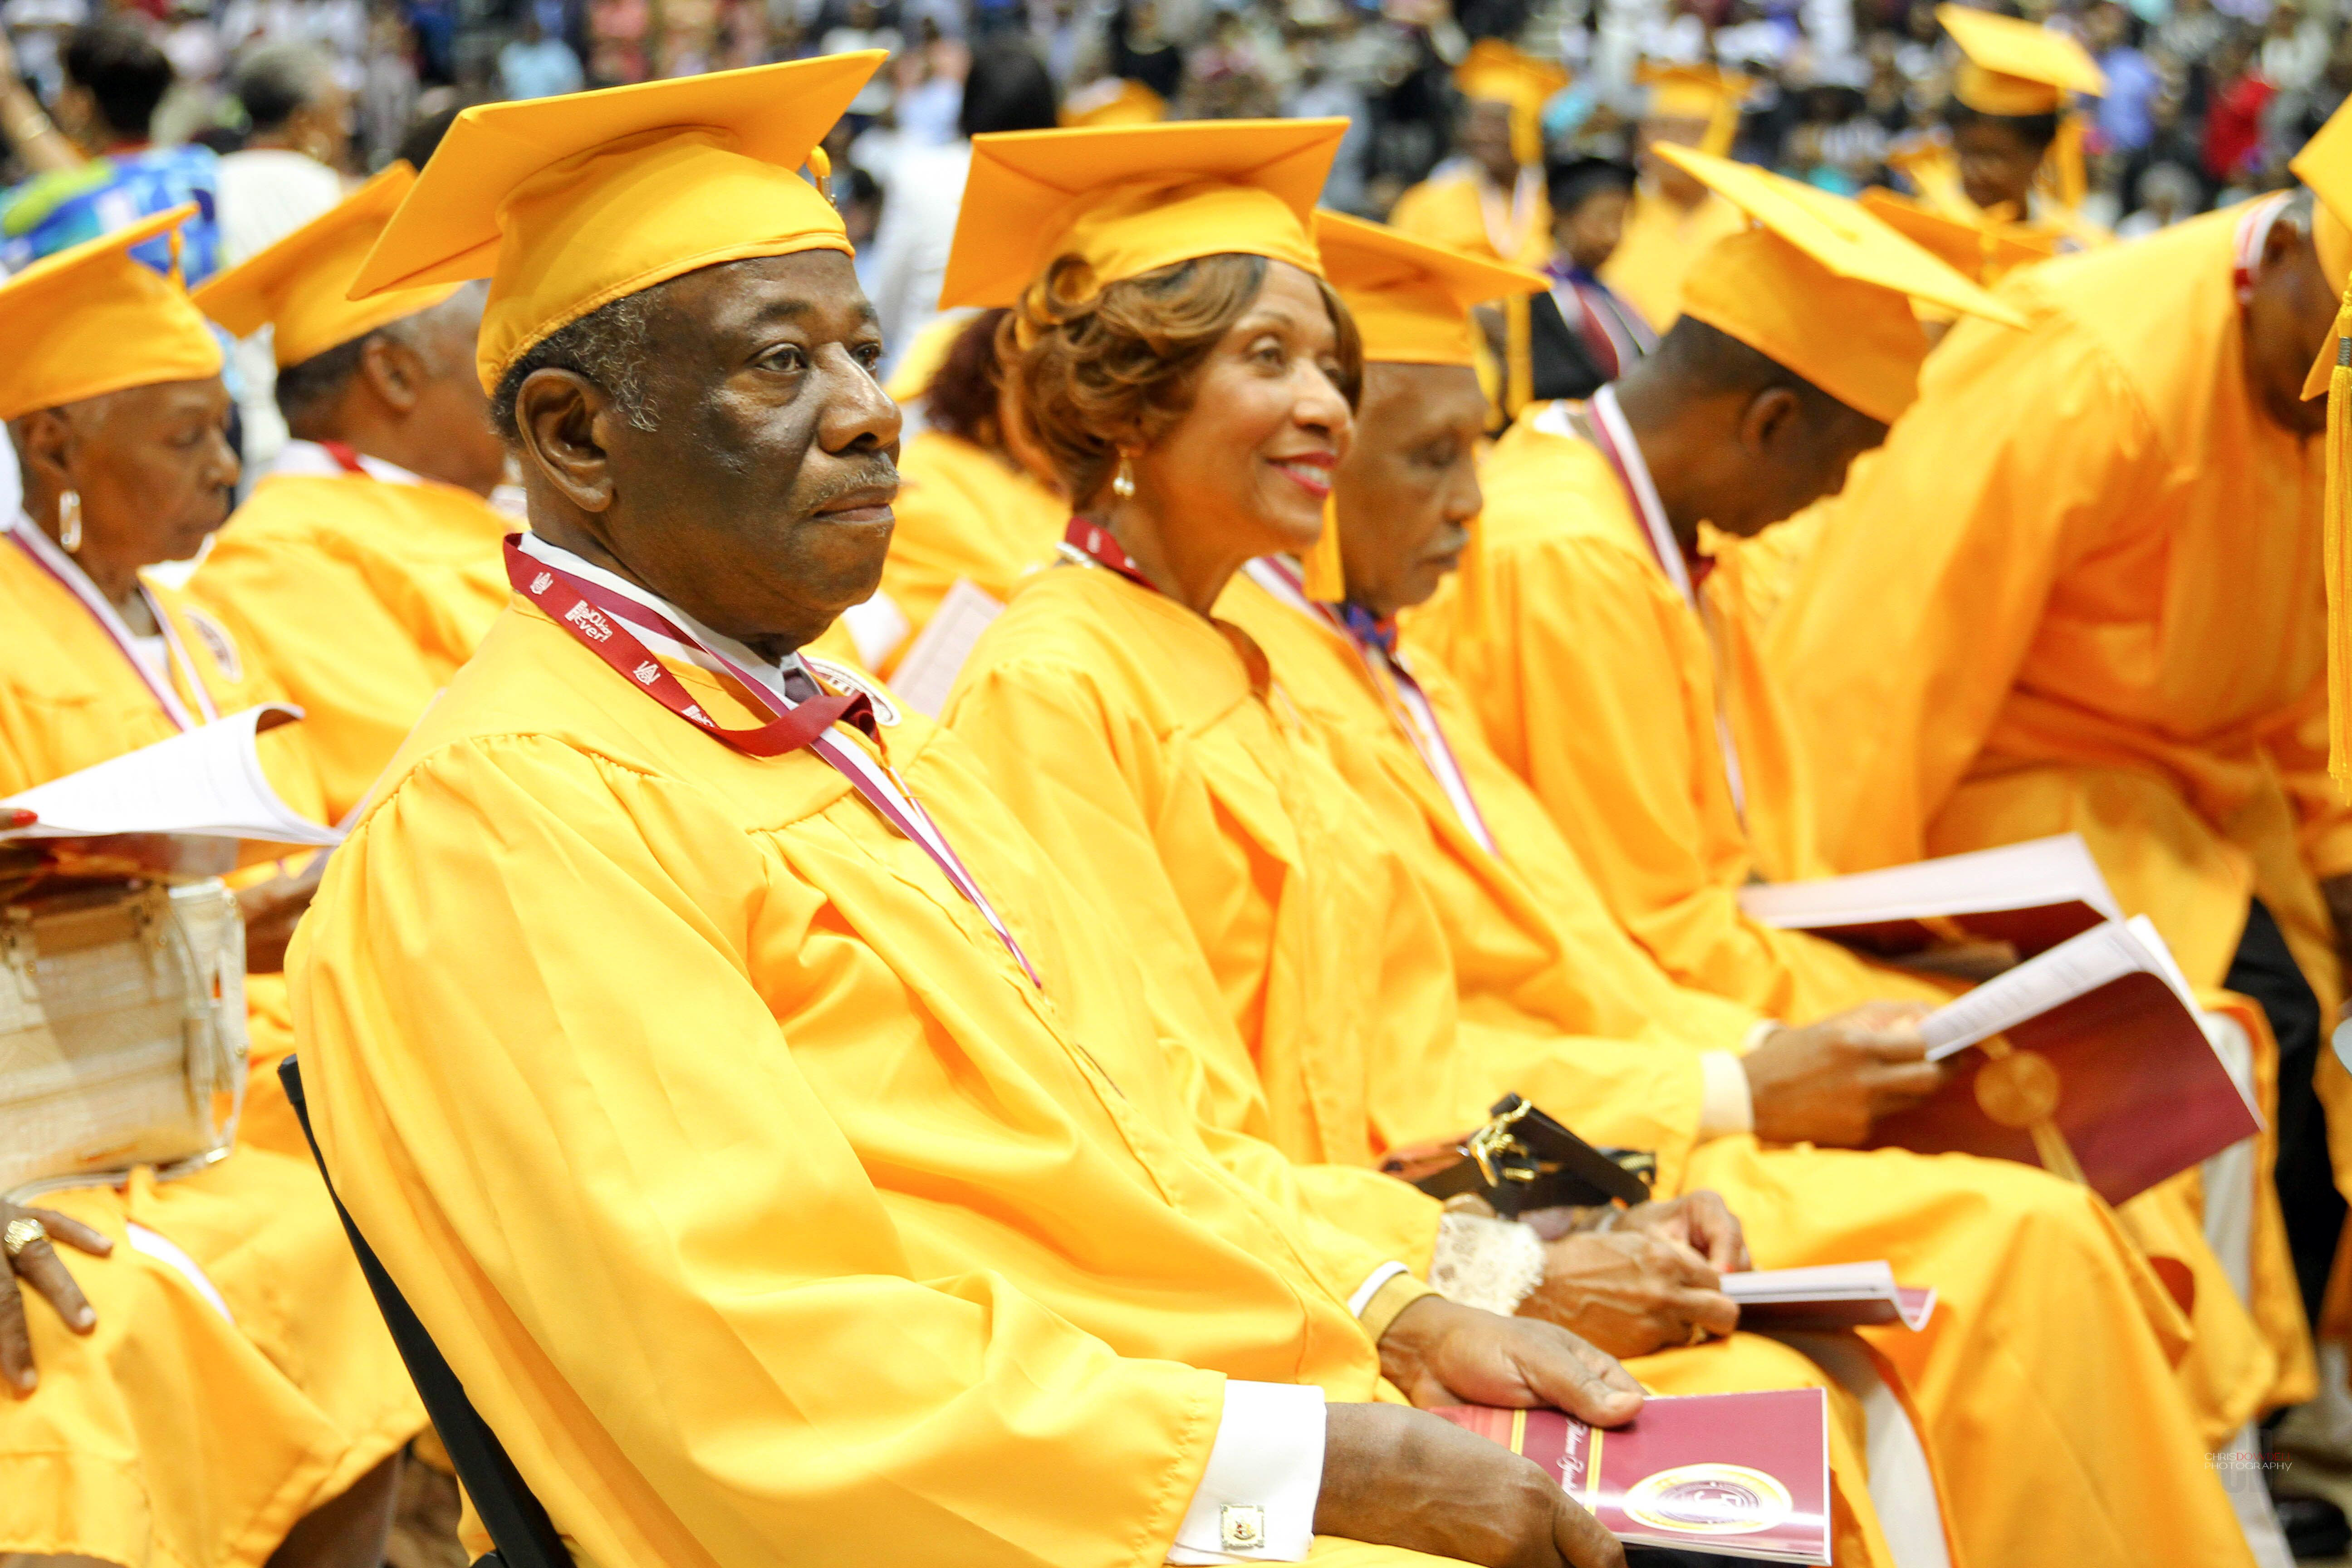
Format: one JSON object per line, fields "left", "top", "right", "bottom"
{"left": 187, "top": 162, "right": 514, "bottom": 829}
{"left": 1411, "top": 142, "right": 2288, "bottom": 1480}
{"left": 289, "top": 57, "right": 1663, "bottom": 1568}
{"left": 933, "top": 129, "right": 2262, "bottom": 1568}
{"left": 1769, "top": 115, "right": 2352, "bottom": 1356}
{"left": 860, "top": 306, "right": 1065, "bottom": 681}
{"left": 1524, "top": 157, "right": 1654, "bottom": 406}
{"left": 0, "top": 206, "right": 425, "bottom": 1568}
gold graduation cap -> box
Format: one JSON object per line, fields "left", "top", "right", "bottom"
{"left": 348, "top": 52, "right": 882, "bottom": 393}
{"left": 936, "top": 118, "right": 1345, "bottom": 311}
{"left": 1314, "top": 208, "right": 1543, "bottom": 367}
{"left": 1636, "top": 61, "right": 1751, "bottom": 157}
{"left": 1656, "top": 145, "right": 2025, "bottom": 425}
{"left": 196, "top": 162, "right": 460, "bottom": 369}
{"left": 1456, "top": 39, "right": 1570, "bottom": 166}
{"left": 1058, "top": 76, "right": 1167, "bottom": 128}
{"left": 1939, "top": 5, "right": 2105, "bottom": 117}
{"left": 0, "top": 203, "right": 223, "bottom": 422}
{"left": 1858, "top": 187, "right": 2057, "bottom": 287}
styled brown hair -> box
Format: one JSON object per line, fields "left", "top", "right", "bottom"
{"left": 1003, "top": 252, "right": 1362, "bottom": 507}
{"left": 921, "top": 308, "right": 1013, "bottom": 450}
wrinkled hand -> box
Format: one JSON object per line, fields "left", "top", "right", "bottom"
{"left": 1743, "top": 1002, "right": 1944, "bottom": 1146}
{"left": 1618, "top": 1190, "right": 1748, "bottom": 1273}
{"left": 0, "top": 1198, "right": 111, "bottom": 1394}
{"left": 1377, "top": 1293, "right": 1644, "bottom": 1422}
{"left": 1317, "top": 1401, "right": 1626, "bottom": 1568}
{"left": 1518, "top": 1228, "right": 1736, "bottom": 1359}
{"left": 236, "top": 853, "right": 328, "bottom": 974}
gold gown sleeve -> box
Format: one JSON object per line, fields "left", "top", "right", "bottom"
{"left": 295, "top": 733, "right": 1236, "bottom": 1568}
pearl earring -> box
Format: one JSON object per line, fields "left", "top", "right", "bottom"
{"left": 57, "top": 489, "right": 81, "bottom": 554}
{"left": 1111, "top": 455, "right": 1136, "bottom": 500}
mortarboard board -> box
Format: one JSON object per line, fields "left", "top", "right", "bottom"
{"left": 937, "top": 118, "right": 1346, "bottom": 313}
{"left": 1636, "top": 61, "right": 1751, "bottom": 157}
{"left": 1657, "top": 145, "right": 2025, "bottom": 425}
{"left": 196, "top": 162, "right": 461, "bottom": 369}
{"left": 0, "top": 204, "right": 223, "bottom": 423}
{"left": 1857, "top": 187, "right": 2057, "bottom": 287}
{"left": 348, "top": 52, "right": 883, "bottom": 394}
{"left": 1314, "top": 209, "right": 1543, "bottom": 368}
{"left": 1455, "top": 40, "right": 1570, "bottom": 166}
{"left": 1939, "top": 5, "right": 2105, "bottom": 117}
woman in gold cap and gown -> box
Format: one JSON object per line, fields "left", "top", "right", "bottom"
{"left": 1889, "top": 5, "right": 2111, "bottom": 251}
{"left": 0, "top": 206, "right": 426, "bottom": 1568}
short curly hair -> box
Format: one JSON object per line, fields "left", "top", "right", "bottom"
{"left": 1003, "top": 252, "right": 1362, "bottom": 507}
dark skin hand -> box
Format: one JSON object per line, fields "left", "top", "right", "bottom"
{"left": 1518, "top": 1192, "right": 1748, "bottom": 1357}
{"left": 0, "top": 1197, "right": 111, "bottom": 1393}
{"left": 1742, "top": 1001, "right": 1944, "bottom": 1146}
{"left": 1322, "top": 1295, "right": 1638, "bottom": 1567}
{"left": 236, "top": 851, "right": 328, "bottom": 974}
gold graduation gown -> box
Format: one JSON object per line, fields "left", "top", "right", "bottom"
{"left": 190, "top": 463, "right": 514, "bottom": 824}
{"left": 945, "top": 564, "right": 1916, "bottom": 1568}
{"left": 949, "top": 559, "right": 2257, "bottom": 1568}
{"left": 1386, "top": 169, "right": 1553, "bottom": 270}
{"left": 871, "top": 428, "right": 1066, "bottom": 674}
{"left": 1764, "top": 207, "right": 2344, "bottom": 1020}
{"left": 1411, "top": 415, "right": 1951, "bottom": 1023}
{"left": 0, "top": 534, "right": 425, "bottom": 1568}
{"left": 289, "top": 593, "right": 1481, "bottom": 1568}
{"left": 1411, "top": 407, "right": 2281, "bottom": 1468}
{"left": 1595, "top": 186, "right": 1747, "bottom": 332}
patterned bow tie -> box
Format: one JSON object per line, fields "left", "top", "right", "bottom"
{"left": 1338, "top": 601, "right": 1400, "bottom": 655}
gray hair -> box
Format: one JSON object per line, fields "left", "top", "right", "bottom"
{"left": 234, "top": 41, "right": 335, "bottom": 133}
{"left": 275, "top": 284, "right": 485, "bottom": 432}
{"left": 488, "top": 286, "right": 666, "bottom": 444}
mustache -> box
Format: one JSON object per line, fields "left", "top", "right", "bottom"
{"left": 802, "top": 458, "right": 902, "bottom": 511}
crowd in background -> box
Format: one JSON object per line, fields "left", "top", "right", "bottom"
{"left": 5, "top": 0, "right": 2348, "bottom": 257}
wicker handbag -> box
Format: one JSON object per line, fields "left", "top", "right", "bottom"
{"left": 0, "top": 879, "right": 248, "bottom": 1203}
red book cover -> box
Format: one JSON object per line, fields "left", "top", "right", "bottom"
{"left": 1866, "top": 920, "right": 2262, "bottom": 1207}
{"left": 1432, "top": 1390, "right": 1830, "bottom": 1563}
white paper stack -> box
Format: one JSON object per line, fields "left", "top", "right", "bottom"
{"left": 1721, "top": 1262, "right": 1935, "bottom": 1332}
{"left": 2, "top": 706, "right": 341, "bottom": 850}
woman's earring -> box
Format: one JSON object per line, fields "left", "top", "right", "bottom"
{"left": 57, "top": 490, "right": 81, "bottom": 554}
{"left": 1111, "top": 454, "right": 1136, "bottom": 500}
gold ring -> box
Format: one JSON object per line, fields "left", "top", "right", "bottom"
{"left": 3, "top": 1216, "right": 46, "bottom": 1260}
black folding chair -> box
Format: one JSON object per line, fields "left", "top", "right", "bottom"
{"left": 278, "top": 1055, "right": 571, "bottom": 1568}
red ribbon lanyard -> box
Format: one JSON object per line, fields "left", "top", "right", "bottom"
{"left": 319, "top": 440, "right": 368, "bottom": 475}
{"left": 508, "top": 539, "right": 866, "bottom": 754}
{"left": 507, "top": 539, "right": 1041, "bottom": 986}
{"left": 1575, "top": 399, "right": 1712, "bottom": 593}
{"left": 1061, "top": 519, "right": 1159, "bottom": 591}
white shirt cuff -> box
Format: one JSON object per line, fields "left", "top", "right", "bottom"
{"left": 1699, "top": 1049, "right": 1756, "bottom": 1138}
{"left": 1166, "top": 1380, "right": 1328, "bottom": 1563}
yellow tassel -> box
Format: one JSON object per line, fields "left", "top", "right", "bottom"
{"left": 2327, "top": 286, "right": 2352, "bottom": 786}
{"left": 1700, "top": 98, "right": 1738, "bottom": 158}
{"left": 1503, "top": 293, "right": 1533, "bottom": 422}
{"left": 166, "top": 226, "right": 185, "bottom": 289}
{"left": 1302, "top": 492, "right": 1348, "bottom": 603}
{"left": 806, "top": 146, "right": 832, "bottom": 186}
{"left": 2043, "top": 113, "right": 2087, "bottom": 219}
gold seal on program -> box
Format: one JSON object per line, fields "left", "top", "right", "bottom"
{"left": 1975, "top": 1049, "right": 2061, "bottom": 1127}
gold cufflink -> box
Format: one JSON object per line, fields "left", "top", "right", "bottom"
{"left": 1220, "top": 1504, "right": 1266, "bottom": 1552}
